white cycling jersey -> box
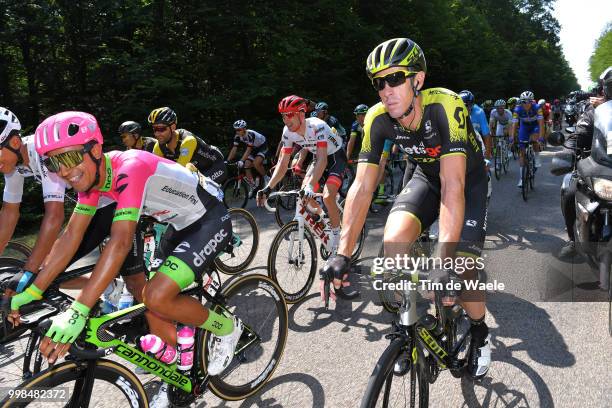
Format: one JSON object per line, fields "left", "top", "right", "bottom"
{"left": 3, "top": 135, "right": 67, "bottom": 203}
{"left": 489, "top": 109, "right": 513, "bottom": 136}
{"left": 233, "top": 129, "right": 266, "bottom": 148}
{"left": 280, "top": 117, "right": 342, "bottom": 155}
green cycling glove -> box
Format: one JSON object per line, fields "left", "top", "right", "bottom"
{"left": 45, "top": 301, "right": 91, "bottom": 344}
{"left": 10, "top": 284, "right": 43, "bottom": 311}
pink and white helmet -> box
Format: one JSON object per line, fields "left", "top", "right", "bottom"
{"left": 35, "top": 111, "right": 103, "bottom": 156}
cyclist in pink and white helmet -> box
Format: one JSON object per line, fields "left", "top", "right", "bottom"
{"left": 35, "top": 111, "right": 104, "bottom": 193}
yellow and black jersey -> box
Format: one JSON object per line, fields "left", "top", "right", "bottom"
{"left": 359, "top": 88, "right": 484, "bottom": 179}
{"left": 153, "top": 129, "right": 224, "bottom": 173}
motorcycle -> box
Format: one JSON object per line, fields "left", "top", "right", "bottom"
{"left": 564, "top": 102, "right": 578, "bottom": 127}
{"left": 549, "top": 100, "right": 612, "bottom": 295}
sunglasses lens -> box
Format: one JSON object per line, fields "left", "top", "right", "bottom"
{"left": 372, "top": 71, "right": 409, "bottom": 91}
{"left": 44, "top": 150, "right": 84, "bottom": 172}
{"left": 153, "top": 126, "right": 167, "bottom": 133}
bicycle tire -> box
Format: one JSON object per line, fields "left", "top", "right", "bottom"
{"left": 494, "top": 144, "right": 501, "bottom": 180}
{"left": 360, "top": 337, "right": 429, "bottom": 408}
{"left": 502, "top": 142, "right": 509, "bottom": 173}
{"left": 529, "top": 153, "right": 535, "bottom": 190}
{"left": 215, "top": 208, "right": 259, "bottom": 275}
{"left": 521, "top": 166, "right": 528, "bottom": 201}
{"left": 223, "top": 178, "right": 249, "bottom": 209}
{"left": 0, "top": 359, "right": 148, "bottom": 408}
{"left": 203, "top": 274, "right": 288, "bottom": 401}
{"left": 268, "top": 221, "right": 318, "bottom": 304}
{"left": 2, "top": 242, "right": 33, "bottom": 260}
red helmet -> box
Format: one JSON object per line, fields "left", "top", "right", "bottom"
{"left": 278, "top": 95, "right": 306, "bottom": 113}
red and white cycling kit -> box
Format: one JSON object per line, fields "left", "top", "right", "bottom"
{"left": 3, "top": 135, "right": 67, "bottom": 203}
{"left": 280, "top": 118, "right": 343, "bottom": 155}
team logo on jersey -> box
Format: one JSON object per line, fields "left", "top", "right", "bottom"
{"left": 116, "top": 173, "right": 129, "bottom": 194}
{"left": 180, "top": 148, "right": 189, "bottom": 157}
{"left": 424, "top": 120, "right": 432, "bottom": 133}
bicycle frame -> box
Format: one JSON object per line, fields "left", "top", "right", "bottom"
{"left": 291, "top": 193, "right": 340, "bottom": 255}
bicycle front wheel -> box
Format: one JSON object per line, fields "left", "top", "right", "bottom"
{"left": 521, "top": 165, "right": 528, "bottom": 201}
{"left": 203, "top": 274, "right": 288, "bottom": 401}
{"left": 268, "top": 221, "right": 318, "bottom": 303}
{"left": 215, "top": 208, "right": 259, "bottom": 275}
{"left": 223, "top": 178, "right": 249, "bottom": 209}
{"left": 360, "top": 338, "right": 429, "bottom": 408}
{"left": 494, "top": 144, "right": 502, "bottom": 180}
{"left": 0, "top": 359, "right": 148, "bottom": 408}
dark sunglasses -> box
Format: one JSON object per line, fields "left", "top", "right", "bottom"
{"left": 152, "top": 125, "right": 169, "bottom": 133}
{"left": 371, "top": 71, "right": 415, "bottom": 91}
{"left": 43, "top": 144, "right": 94, "bottom": 173}
{"left": 520, "top": 99, "right": 531, "bottom": 105}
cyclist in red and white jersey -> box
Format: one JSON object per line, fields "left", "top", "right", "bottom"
{"left": 257, "top": 95, "right": 346, "bottom": 252}
{"left": 9, "top": 112, "right": 242, "bottom": 380}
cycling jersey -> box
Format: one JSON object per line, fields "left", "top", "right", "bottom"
{"left": 551, "top": 104, "right": 563, "bottom": 114}
{"left": 153, "top": 129, "right": 224, "bottom": 174}
{"left": 513, "top": 103, "right": 543, "bottom": 143}
{"left": 359, "top": 88, "right": 485, "bottom": 180}
{"left": 3, "top": 135, "right": 67, "bottom": 203}
{"left": 140, "top": 137, "right": 157, "bottom": 153}
{"left": 489, "top": 109, "right": 513, "bottom": 136}
{"left": 325, "top": 116, "right": 346, "bottom": 138}
{"left": 281, "top": 117, "right": 343, "bottom": 155}
{"left": 349, "top": 120, "right": 364, "bottom": 159}
{"left": 74, "top": 150, "right": 223, "bottom": 231}
{"left": 233, "top": 129, "right": 267, "bottom": 148}
{"left": 542, "top": 103, "right": 551, "bottom": 121}
{"left": 468, "top": 104, "right": 490, "bottom": 137}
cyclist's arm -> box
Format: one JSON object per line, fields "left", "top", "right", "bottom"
{"left": 346, "top": 133, "right": 357, "bottom": 159}
{"left": 489, "top": 117, "right": 497, "bottom": 135}
{"left": 291, "top": 148, "right": 307, "bottom": 169}
{"left": 30, "top": 211, "right": 94, "bottom": 292}
{"left": 175, "top": 137, "right": 196, "bottom": 167}
{"left": 267, "top": 150, "right": 290, "bottom": 188}
{"left": 537, "top": 107, "right": 545, "bottom": 139}
{"left": 227, "top": 145, "right": 238, "bottom": 161}
{"left": 75, "top": 220, "right": 137, "bottom": 309}
{"left": 23, "top": 201, "right": 64, "bottom": 272}
{"left": 439, "top": 155, "right": 466, "bottom": 258}
{"left": 240, "top": 146, "right": 252, "bottom": 162}
{"left": 0, "top": 202, "right": 20, "bottom": 254}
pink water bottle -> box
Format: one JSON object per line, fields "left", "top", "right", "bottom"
{"left": 140, "top": 334, "right": 177, "bottom": 364}
{"left": 177, "top": 326, "right": 195, "bottom": 371}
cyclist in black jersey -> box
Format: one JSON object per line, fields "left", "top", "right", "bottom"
{"left": 118, "top": 121, "right": 156, "bottom": 152}
{"left": 148, "top": 107, "right": 227, "bottom": 185}
{"left": 322, "top": 38, "right": 490, "bottom": 380}
{"left": 227, "top": 119, "right": 270, "bottom": 191}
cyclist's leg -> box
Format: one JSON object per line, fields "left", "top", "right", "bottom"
{"left": 384, "top": 167, "right": 439, "bottom": 257}
{"left": 143, "top": 204, "right": 232, "bottom": 328}
{"left": 252, "top": 148, "right": 267, "bottom": 178}
{"left": 530, "top": 127, "right": 542, "bottom": 166}
{"left": 322, "top": 151, "right": 346, "bottom": 229}
{"left": 244, "top": 157, "right": 255, "bottom": 182}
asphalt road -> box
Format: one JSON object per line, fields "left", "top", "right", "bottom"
{"left": 1, "top": 138, "right": 611, "bottom": 407}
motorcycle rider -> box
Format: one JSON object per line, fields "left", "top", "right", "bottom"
{"left": 559, "top": 66, "right": 611, "bottom": 258}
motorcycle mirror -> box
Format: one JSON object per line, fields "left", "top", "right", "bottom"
{"left": 550, "top": 153, "right": 573, "bottom": 176}
{"left": 548, "top": 131, "right": 565, "bottom": 146}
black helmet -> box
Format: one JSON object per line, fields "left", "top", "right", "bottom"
{"left": 118, "top": 121, "right": 142, "bottom": 135}
{"left": 366, "top": 38, "right": 427, "bottom": 78}
{"left": 148, "top": 107, "right": 177, "bottom": 125}
{"left": 599, "top": 66, "right": 612, "bottom": 99}
{"left": 354, "top": 104, "right": 369, "bottom": 114}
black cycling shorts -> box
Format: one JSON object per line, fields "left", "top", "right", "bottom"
{"left": 158, "top": 203, "right": 232, "bottom": 281}
{"left": 247, "top": 144, "right": 269, "bottom": 161}
{"left": 390, "top": 164, "right": 487, "bottom": 257}
{"left": 68, "top": 203, "right": 144, "bottom": 276}
{"left": 306, "top": 149, "right": 347, "bottom": 188}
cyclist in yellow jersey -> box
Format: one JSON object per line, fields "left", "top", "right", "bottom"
{"left": 322, "top": 38, "right": 490, "bottom": 379}
{"left": 149, "top": 107, "right": 227, "bottom": 184}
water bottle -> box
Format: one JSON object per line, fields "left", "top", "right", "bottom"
{"left": 140, "top": 334, "right": 177, "bottom": 364}
{"left": 102, "top": 279, "right": 124, "bottom": 313}
{"left": 118, "top": 287, "right": 134, "bottom": 310}
{"left": 177, "top": 326, "right": 195, "bottom": 371}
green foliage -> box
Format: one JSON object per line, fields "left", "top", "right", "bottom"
{"left": 590, "top": 23, "right": 612, "bottom": 82}
{"left": 1, "top": 0, "right": 579, "bottom": 137}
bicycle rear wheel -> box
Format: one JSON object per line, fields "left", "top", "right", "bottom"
{"left": 268, "top": 221, "right": 318, "bottom": 303}
{"left": 223, "top": 178, "right": 249, "bottom": 209}
{"left": 215, "top": 208, "right": 259, "bottom": 275}
{"left": 203, "top": 274, "right": 288, "bottom": 401}
{"left": 360, "top": 338, "right": 429, "bottom": 408}
{"left": 529, "top": 153, "right": 536, "bottom": 190}
{"left": 0, "top": 359, "right": 148, "bottom": 408}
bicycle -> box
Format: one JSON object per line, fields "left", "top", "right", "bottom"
{"left": 360, "top": 269, "right": 472, "bottom": 408}
{"left": 1, "top": 268, "right": 288, "bottom": 406}
{"left": 520, "top": 141, "right": 536, "bottom": 201}
{"left": 222, "top": 162, "right": 266, "bottom": 209}
{"left": 492, "top": 135, "right": 510, "bottom": 180}
{"left": 264, "top": 190, "right": 366, "bottom": 304}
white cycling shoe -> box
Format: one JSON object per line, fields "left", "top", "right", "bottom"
{"left": 149, "top": 382, "right": 170, "bottom": 408}
{"left": 207, "top": 316, "right": 244, "bottom": 376}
